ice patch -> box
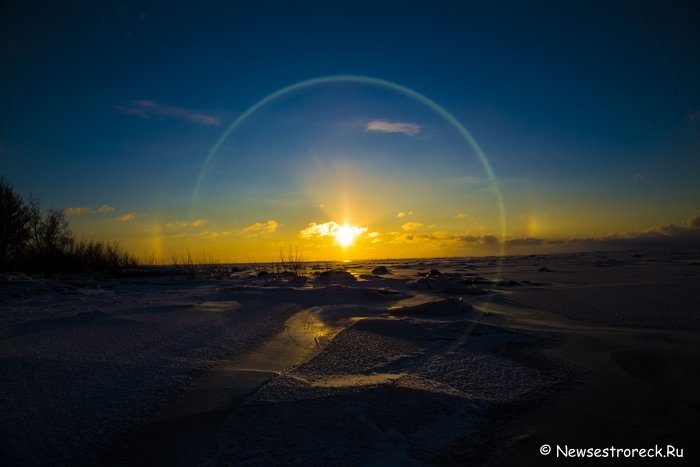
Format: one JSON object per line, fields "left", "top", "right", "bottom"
{"left": 389, "top": 297, "right": 476, "bottom": 316}
{"left": 312, "top": 372, "right": 407, "bottom": 388}
{"left": 196, "top": 301, "right": 242, "bottom": 312}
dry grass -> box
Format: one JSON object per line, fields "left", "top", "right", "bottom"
{"left": 276, "top": 244, "right": 308, "bottom": 279}
{"left": 168, "top": 249, "right": 231, "bottom": 276}
{"left": 19, "top": 239, "right": 138, "bottom": 273}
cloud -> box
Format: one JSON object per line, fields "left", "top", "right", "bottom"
{"left": 117, "top": 99, "right": 221, "bottom": 126}
{"left": 366, "top": 120, "right": 420, "bottom": 136}
{"left": 166, "top": 220, "right": 188, "bottom": 228}
{"left": 456, "top": 234, "right": 499, "bottom": 246}
{"left": 241, "top": 219, "right": 279, "bottom": 236}
{"left": 300, "top": 221, "right": 340, "bottom": 238}
{"left": 64, "top": 207, "right": 90, "bottom": 216}
{"left": 385, "top": 213, "right": 700, "bottom": 252}
{"left": 166, "top": 219, "right": 209, "bottom": 229}
{"left": 481, "top": 235, "right": 500, "bottom": 245}
{"left": 488, "top": 213, "right": 700, "bottom": 250}
{"left": 505, "top": 237, "right": 546, "bottom": 246}
{"left": 96, "top": 205, "right": 115, "bottom": 213}
{"left": 396, "top": 210, "right": 414, "bottom": 218}
{"left": 499, "top": 215, "right": 700, "bottom": 250}
{"left": 684, "top": 214, "right": 700, "bottom": 228}
{"left": 117, "top": 212, "right": 136, "bottom": 222}
{"left": 65, "top": 205, "right": 116, "bottom": 216}
{"left": 299, "top": 221, "right": 367, "bottom": 239}
{"left": 455, "top": 213, "right": 476, "bottom": 220}
{"left": 401, "top": 222, "right": 424, "bottom": 231}
{"left": 389, "top": 231, "right": 498, "bottom": 247}
{"left": 501, "top": 213, "right": 700, "bottom": 251}
{"left": 198, "top": 230, "right": 232, "bottom": 241}
{"left": 569, "top": 214, "right": 700, "bottom": 249}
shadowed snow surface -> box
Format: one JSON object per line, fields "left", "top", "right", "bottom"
{"left": 0, "top": 277, "right": 298, "bottom": 466}
{"left": 2, "top": 251, "right": 697, "bottom": 465}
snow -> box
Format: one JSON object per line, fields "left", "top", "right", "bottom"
{"left": 1, "top": 250, "right": 698, "bottom": 465}
{"left": 0, "top": 276, "right": 298, "bottom": 466}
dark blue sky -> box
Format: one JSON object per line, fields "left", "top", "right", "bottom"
{"left": 1, "top": 0, "right": 699, "bottom": 259}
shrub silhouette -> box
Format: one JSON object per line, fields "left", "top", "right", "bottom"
{"left": 0, "top": 177, "right": 137, "bottom": 272}
{"left": 29, "top": 208, "right": 74, "bottom": 258}
{"left": 0, "top": 178, "right": 36, "bottom": 267}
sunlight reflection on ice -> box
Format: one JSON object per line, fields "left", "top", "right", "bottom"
{"left": 311, "top": 372, "right": 407, "bottom": 388}
{"left": 195, "top": 300, "right": 242, "bottom": 312}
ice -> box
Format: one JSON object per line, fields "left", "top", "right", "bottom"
{"left": 3, "top": 251, "right": 697, "bottom": 465}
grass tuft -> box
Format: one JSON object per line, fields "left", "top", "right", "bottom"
{"left": 276, "top": 244, "right": 307, "bottom": 279}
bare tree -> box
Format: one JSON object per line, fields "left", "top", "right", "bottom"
{"left": 1, "top": 178, "right": 137, "bottom": 272}
{"left": 0, "top": 178, "right": 36, "bottom": 267}
{"left": 28, "top": 207, "right": 74, "bottom": 257}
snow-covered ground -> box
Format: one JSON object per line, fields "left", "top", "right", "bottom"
{"left": 1, "top": 251, "right": 698, "bottom": 465}
{"left": 0, "top": 274, "right": 303, "bottom": 466}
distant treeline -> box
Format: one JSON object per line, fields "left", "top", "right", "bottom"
{"left": 0, "top": 178, "right": 137, "bottom": 273}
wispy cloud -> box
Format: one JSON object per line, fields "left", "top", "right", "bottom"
{"left": 241, "top": 220, "right": 279, "bottom": 236}
{"left": 166, "top": 219, "right": 208, "bottom": 229}
{"left": 65, "top": 205, "right": 117, "bottom": 216}
{"left": 96, "top": 205, "right": 115, "bottom": 213}
{"left": 64, "top": 207, "right": 90, "bottom": 217}
{"left": 366, "top": 119, "right": 420, "bottom": 136}
{"left": 396, "top": 211, "right": 414, "bottom": 218}
{"left": 686, "top": 213, "right": 700, "bottom": 228}
{"left": 166, "top": 220, "right": 187, "bottom": 228}
{"left": 401, "top": 221, "right": 424, "bottom": 231}
{"left": 117, "top": 212, "right": 136, "bottom": 222}
{"left": 198, "top": 230, "right": 232, "bottom": 241}
{"left": 117, "top": 99, "right": 221, "bottom": 126}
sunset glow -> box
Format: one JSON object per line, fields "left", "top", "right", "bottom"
{"left": 1, "top": 2, "right": 697, "bottom": 263}
{"left": 2, "top": 4, "right": 699, "bottom": 466}
{"left": 334, "top": 225, "right": 362, "bottom": 248}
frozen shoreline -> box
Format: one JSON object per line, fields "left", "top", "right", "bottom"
{"left": 1, "top": 250, "right": 699, "bottom": 465}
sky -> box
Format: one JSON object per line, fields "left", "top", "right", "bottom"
{"left": 1, "top": 0, "right": 699, "bottom": 262}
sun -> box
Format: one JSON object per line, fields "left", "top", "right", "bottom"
{"left": 335, "top": 224, "right": 359, "bottom": 248}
